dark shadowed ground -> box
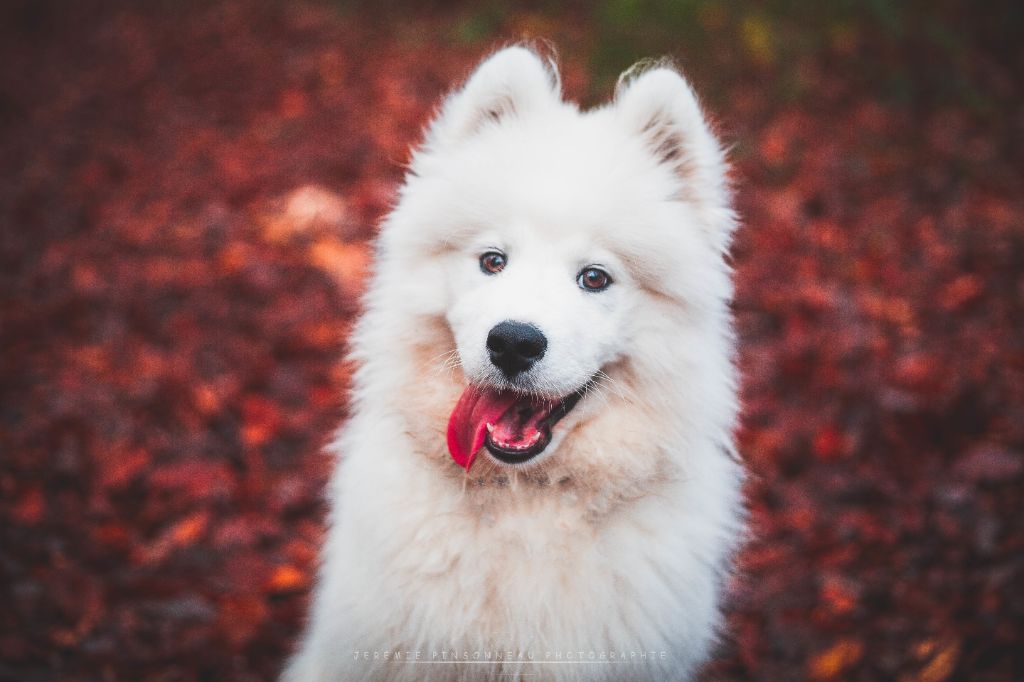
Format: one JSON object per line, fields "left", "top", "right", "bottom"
{"left": 1, "top": 1, "right": 1022, "bottom": 680}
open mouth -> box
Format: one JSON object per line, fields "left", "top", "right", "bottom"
{"left": 446, "top": 385, "right": 586, "bottom": 470}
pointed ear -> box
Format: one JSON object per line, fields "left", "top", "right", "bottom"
{"left": 425, "top": 46, "right": 561, "bottom": 147}
{"left": 615, "top": 65, "right": 733, "bottom": 240}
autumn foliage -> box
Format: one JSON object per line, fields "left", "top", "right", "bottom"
{"left": 1, "top": 1, "right": 1021, "bottom": 680}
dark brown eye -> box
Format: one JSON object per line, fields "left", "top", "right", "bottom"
{"left": 479, "top": 251, "right": 506, "bottom": 274}
{"left": 577, "top": 267, "right": 612, "bottom": 291}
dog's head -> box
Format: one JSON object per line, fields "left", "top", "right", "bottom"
{"left": 371, "top": 47, "right": 736, "bottom": 475}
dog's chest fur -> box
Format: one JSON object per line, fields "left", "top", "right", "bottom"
{"left": 290, "top": 432, "right": 736, "bottom": 682}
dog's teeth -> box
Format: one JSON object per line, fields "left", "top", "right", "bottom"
{"left": 486, "top": 423, "right": 495, "bottom": 433}
{"left": 530, "top": 432, "right": 541, "bottom": 444}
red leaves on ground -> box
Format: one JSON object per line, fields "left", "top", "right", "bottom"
{"left": 808, "top": 638, "right": 864, "bottom": 680}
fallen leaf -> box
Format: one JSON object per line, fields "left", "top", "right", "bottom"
{"left": 809, "top": 639, "right": 864, "bottom": 680}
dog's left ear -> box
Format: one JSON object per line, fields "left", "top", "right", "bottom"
{"left": 424, "top": 46, "right": 561, "bottom": 148}
{"left": 616, "top": 65, "right": 734, "bottom": 248}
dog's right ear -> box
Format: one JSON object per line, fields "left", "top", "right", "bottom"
{"left": 424, "top": 46, "right": 561, "bottom": 148}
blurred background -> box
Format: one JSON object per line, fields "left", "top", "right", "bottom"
{"left": 1, "top": 0, "right": 1022, "bottom": 679}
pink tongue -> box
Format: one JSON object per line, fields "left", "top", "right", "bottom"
{"left": 446, "top": 386, "right": 519, "bottom": 471}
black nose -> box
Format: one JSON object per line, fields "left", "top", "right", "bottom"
{"left": 487, "top": 321, "right": 547, "bottom": 378}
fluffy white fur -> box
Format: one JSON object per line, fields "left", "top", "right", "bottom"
{"left": 284, "top": 46, "right": 745, "bottom": 682}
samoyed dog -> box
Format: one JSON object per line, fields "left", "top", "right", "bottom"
{"left": 284, "top": 46, "right": 744, "bottom": 682}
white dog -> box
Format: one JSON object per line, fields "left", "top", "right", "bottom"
{"left": 283, "top": 46, "right": 745, "bottom": 682}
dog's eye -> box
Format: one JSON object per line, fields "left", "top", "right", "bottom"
{"left": 479, "top": 251, "right": 507, "bottom": 275}
{"left": 577, "top": 267, "right": 612, "bottom": 292}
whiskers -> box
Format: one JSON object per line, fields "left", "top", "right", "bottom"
{"left": 427, "top": 348, "right": 463, "bottom": 376}
{"left": 591, "top": 369, "right": 637, "bottom": 405}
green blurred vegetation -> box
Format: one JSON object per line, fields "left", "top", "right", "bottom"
{"left": 336, "top": 0, "right": 1021, "bottom": 115}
